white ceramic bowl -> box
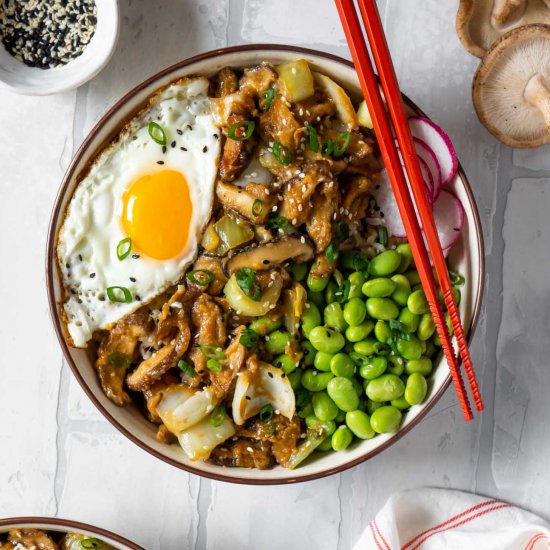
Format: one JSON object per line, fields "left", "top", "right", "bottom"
{"left": 46, "top": 45, "right": 485, "bottom": 484}
{"left": 0, "top": 517, "right": 143, "bottom": 550}
{"left": 0, "top": 0, "right": 119, "bottom": 95}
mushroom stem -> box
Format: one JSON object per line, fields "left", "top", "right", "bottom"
{"left": 491, "top": 0, "right": 527, "bottom": 28}
{"left": 524, "top": 73, "right": 550, "bottom": 135}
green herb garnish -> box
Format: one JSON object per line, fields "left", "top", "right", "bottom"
{"left": 236, "top": 267, "right": 262, "bottom": 301}
{"left": 228, "top": 120, "right": 255, "bottom": 141}
{"left": 148, "top": 121, "right": 167, "bottom": 145}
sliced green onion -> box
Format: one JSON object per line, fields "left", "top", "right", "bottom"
{"left": 200, "top": 344, "right": 226, "bottom": 361}
{"left": 240, "top": 328, "right": 259, "bottom": 348}
{"left": 326, "top": 241, "right": 338, "bottom": 264}
{"left": 108, "top": 352, "right": 131, "bottom": 368}
{"left": 236, "top": 267, "right": 262, "bottom": 301}
{"left": 449, "top": 271, "right": 465, "bottom": 286}
{"left": 81, "top": 539, "right": 103, "bottom": 549}
{"left": 352, "top": 252, "right": 369, "bottom": 273}
{"left": 106, "top": 286, "right": 132, "bottom": 303}
{"left": 177, "top": 359, "right": 196, "bottom": 378}
{"left": 389, "top": 319, "right": 411, "bottom": 339}
{"left": 378, "top": 226, "right": 388, "bottom": 247}
{"left": 333, "top": 131, "right": 351, "bottom": 158}
{"left": 306, "top": 125, "right": 319, "bottom": 152}
{"left": 207, "top": 358, "right": 222, "bottom": 372}
{"left": 186, "top": 269, "right": 214, "bottom": 286}
{"left": 321, "top": 139, "right": 334, "bottom": 156}
{"left": 116, "top": 237, "right": 132, "bottom": 261}
{"left": 148, "top": 121, "right": 167, "bottom": 145}
{"left": 334, "top": 221, "right": 349, "bottom": 242}
{"left": 334, "top": 280, "right": 351, "bottom": 304}
{"left": 259, "top": 403, "right": 274, "bottom": 422}
{"left": 263, "top": 87, "right": 275, "bottom": 110}
{"left": 228, "top": 120, "right": 255, "bottom": 141}
{"left": 273, "top": 141, "right": 292, "bottom": 165}
{"left": 266, "top": 215, "right": 289, "bottom": 229}
{"left": 252, "top": 199, "right": 265, "bottom": 218}
{"left": 210, "top": 404, "right": 226, "bottom": 426}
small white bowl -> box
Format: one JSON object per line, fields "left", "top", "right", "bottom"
{"left": 0, "top": 0, "right": 119, "bottom": 95}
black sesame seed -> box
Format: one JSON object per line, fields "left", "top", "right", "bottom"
{"left": 187, "top": 125, "right": 193, "bottom": 131}
{"left": 162, "top": 145, "right": 167, "bottom": 154}
{"left": 171, "top": 140, "right": 176, "bottom": 148}
{"left": 129, "top": 277, "right": 136, "bottom": 282}
{"left": 268, "top": 372, "right": 274, "bottom": 378}
{"left": 180, "top": 147, "right": 187, "bottom": 151}
{"left": 135, "top": 295, "right": 141, "bottom": 301}
{"left": 281, "top": 372, "right": 286, "bottom": 378}
{"left": 380, "top": 212, "right": 385, "bottom": 218}
{"left": 203, "top": 146, "right": 208, "bottom": 153}
{"left": 262, "top": 260, "right": 270, "bottom": 265}
{"left": 213, "top": 133, "right": 219, "bottom": 139}
{"left": 132, "top": 254, "right": 140, "bottom": 259}
{"left": 176, "top": 129, "right": 183, "bottom": 135}
{"left": 157, "top": 160, "right": 164, "bottom": 165}
{"left": 66, "top": 263, "right": 70, "bottom": 269}
{"left": 78, "top": 254, "right": 83, "bottom": 261}
{"left": 245, "top": 396, "right": 251, "bottom": 401}
{"left": 89, "top": 273, "right": 96, "bottom": 278}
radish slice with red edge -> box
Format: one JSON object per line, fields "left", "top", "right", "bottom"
{"left": 413, "top": 137, "right": 443, "bottom": 201}
{"left": 417, "top": 156, "right": 434, "bottom": 203}
{"left": 432, "top": 190, "right": 465, "bottom": 257}
{"left": 408, "top": 116, "right": 458, "bottom": 187}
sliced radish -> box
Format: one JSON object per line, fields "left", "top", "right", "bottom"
{"left": 417, "top": 156, "right": 434, "bottom": 203}
{"left": 408, "top": 116, "right": 458, "bottom": 187}
{"left": 432, "top": 190, "right": 465, "bottom": 256}
{"left": 413, "top": 137, "right": 442, "bottom": 201}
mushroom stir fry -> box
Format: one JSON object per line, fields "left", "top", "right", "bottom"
{"left": 94, "top": 60, "right": 383, "bottom": 469}
{"left": 0, "top": 529, "right": 115, "bottom": 550}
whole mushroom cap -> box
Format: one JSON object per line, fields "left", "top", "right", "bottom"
{"left": 473, "top": 24, "right": 550, "bottom": 148}
{"left": 457, "top": 0, "right": 550, "bottom": 57}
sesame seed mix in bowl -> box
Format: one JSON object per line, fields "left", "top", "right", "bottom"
{"left": 0, "top": 0, "right": 97, "bottom": 69}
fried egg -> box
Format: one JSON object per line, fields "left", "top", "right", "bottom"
{"left": 57, "top": 77, "right": 220, "bottom": 347}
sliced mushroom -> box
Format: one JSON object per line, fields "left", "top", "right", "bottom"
{"left": 313, "top": 72, "right": 359, "bottom": 130}
{"left": 225, "top": 236, "right": 314, "bottom": 275}
{"left": 239, "top": 62, "right": 278, "bottom": 97}
{"left": 216, "top": 181, "right": 276, "bottom": 223}
{"left": 472, "top": 24, "right": 550, "bottom": 147}
{"left": 232, "top": 363, "right": 295, "bottom": 425}
{"left": 210, "top": 66, "right": 238, "bottom": 98}
{"left": 456, "top": 0, "right": 550, "bottom": 58}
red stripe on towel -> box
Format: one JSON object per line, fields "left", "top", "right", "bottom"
{"left": 369, "top": 521, "right": 385, "bottom": 550}
{"left": 373, "top": 519, "right": 391, "bottom": 550}
{"left": 525, "top": 532, "right": 550, "bottom": 550}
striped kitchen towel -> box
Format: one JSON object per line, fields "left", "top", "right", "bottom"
{"left": 355, "top": 488, "right": 550, "bottom": 550}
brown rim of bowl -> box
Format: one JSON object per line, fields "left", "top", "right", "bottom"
{"left": 46, "top": 43, "right": 486, "bottom": 485}
{"left": 0, "top": 517, "right": 145, "bottom": 549}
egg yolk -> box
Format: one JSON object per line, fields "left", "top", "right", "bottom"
{"left": 121, "top": 170, "right": 192, "bottom": 260}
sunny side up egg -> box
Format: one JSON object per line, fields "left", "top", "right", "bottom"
{"left": 57, "top": 77, "right": 221, "bottom": 347}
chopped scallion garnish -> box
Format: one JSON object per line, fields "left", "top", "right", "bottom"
{"left": 306, "top": 125, "right": 319, "bottom": 152}
{"left": 449, "top": 271, "right": 465, "bottom": 286}
{"left": 259, "top": 403, "right": 274, "bottom": 422}
{"left": 265, "top": 215, "right": 289, "bottom": 229}
{"left": 116, "top": 237, "right": 132, "bottom": 261}
{"left": 334, "top": 221, "right": 350, "bottom": 242}
{"left": 228, "top": 120, "right": 255, "bottom": 141}
{"left": 81, "top": 539, "right": 103, "bottom": 549}
{"left": 252, "top": 199, "right": 265, "bottom": 217}
{"left": 273, "top": 141, "right": 292, "bottom": 165}
{"left": 186, "top": 269, "right": 214, "bottom": 286}
{"left": 321, "top": 139, "right": 334, "bottom": 156}
{"left": 239, "top": 328, "right": 259, "bottom": 348}
{"left": 263, "top": 87, "right": 275, "bottom": 110}
{"left": 148, "top": 121, "right": 167, "bottom": 145}
{"left": 108, "top": 352, "right": 131, "bottom": 368}
{"left": 210, "top": 404, "right": 226, "bottom": 426}
{"left": 206, "top": 359, "right": 222, "bottom": 372}
{"left": 106, "top": 286, "right": 132, "bottom": 303}
{"left": 352, "top": 252, "right": 369, "bottom": 273}
{"left": 200, "top": 344, "right": 226, "bottom": 361}
{"left": 326, "top": 241, "right": 338, "bottom": 264}
{"left": 177, "top": 359, "right": 196, "bottom": 378}
{"left": 333, "top": 131, "right": 351, "bottom": 158}
{"left": 236, "top": 267, "right": 262, "bottom": 301}
{"left": 378, "top": 226, "right": 388, "bottom": 247}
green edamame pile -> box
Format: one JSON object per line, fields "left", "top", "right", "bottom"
{"left": 285, "top": 242, "right": 464, "bottom": 455}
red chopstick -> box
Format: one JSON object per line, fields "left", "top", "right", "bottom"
{"left": 334, "top": 0, "right": 477, "bottom": 420}
{"left": 356, "top": 0, "right": 483, "bottom": 413}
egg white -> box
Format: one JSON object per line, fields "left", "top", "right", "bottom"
{"left": 57, "top": 77, "right": 220, "bottom": 347}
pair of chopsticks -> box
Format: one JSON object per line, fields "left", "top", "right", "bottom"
{"left": 335, "top": 0, "right": 483, "bottom": 420}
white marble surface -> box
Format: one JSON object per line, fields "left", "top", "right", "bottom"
{"left": 1, "top": 1, "right": 549, "bottom": 548}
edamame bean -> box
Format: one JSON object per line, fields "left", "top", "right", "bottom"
{"left": 361, "top": 277, "right": 396, "bottom": 298}
{"left": 370, "top": 405, "right": 402, "bottom": 433}
{"left": 249, "top": 316, "right": 282, "bottom": 336}
{"left": 341, "top": 251, "right": 369, "bottom": 271}
{"left": 265, "top": 330, "right": 291, "bottom": 355}
{"left": 390, "top": 396, "right": 411, "bottom": 410}
{"left": 369, "top": 249, "right": 401, "bottom": 276}
{"left": 301, "top": 301, "right": 321, "bottom": 337}
{"left": 290, "top": 261, "right": 308, "bottom": 282}
{"left": 417, "top": 313, "right": 435, "bottom": 341}
{"left": 307, "top": 289, "right": 325, "bottom": 310}
{"left": 317, "top": 437, "right": 333, "bottom": 452}
{"left": 348, "top": 272, "right": 366, "bottom": 299}
{"left": 312, "top": 391, "right": 339, "bottom": 421}
{"left": 404, "top": 372, "right": 428, "bottom": 405}
{"left": 298, "top": 402, "right": 314, "bottom": 418}
{"left": 366, "top": 374, "right": 405, "bottom": 402}
{"left": 346, "top": 410, "right": 375, "bottom": 439}
{"left": 404, "top": 270, "right": 421, "bottom": 286}
{"left": 374, "top": 320, "right": 392, "bottom": 343}
{"left": 424, "top": 340, "right": 437, "bottom": 358}
{"left": 327, "top": 377, "right": 360, "bottom": 412}
{"left": 407, "top": 289, "right": 430, "bottom": 315}
{"left": 309, "top": 326, "right": 346, "bottom": 354}
{"left": 288, "top": 368, "right": 303, "bottom": 391}
{"left": 301, "top": 369, "right": 334, "bottom": 392}
{"left": 325, "top": 280, "right": 338, "bottom": 304}
{"left": 398, "top": 307, "right": 420, "bottom": 333}
{"left": 324, "top": 302, "right": 348, "bottom": 332}
{"left": 358, "top": 356, "right": 387, "bottom": 380}
{"left": 314, "top": 351, "right": 334, "bottom": 372}
{"left": 330, "top": 353, "right": 355, "bottom": 378}
{"left": 396, "top": 335, "right": 423, "bottom": 360}
{"left": 306, "top": 416, "right": 337, "bottom": 436}
{"left": 386, "top": 354, "right": 404, "bottom": 376}
{"left": 343, "top": 298, "right": 367, "bottom": 326}
{"left": 353, "top": 338, "right": 383, "bottom": 356}
{"left": 366, "top": 399, "right": 385, "bottom": 415}
{"left": 405, "top": 356, "right": 433, "bottom": 376}
{"left": 390, "top": 274, "right": 411, "bottom": 306}
{"left": 274, "top": 354, "right": 298, "bottom": 374}
{"left": 396, "top": 243, "right": 413, "bottom": 273}
{"left": 307, "top": 272, "right": 329, "bottom": 292}
{"left": 345, "top": 319, "right": 375, "bottom": 342}
{"left": 331, "top": 425, "right": 354, "bottom": 451}
{"left": 366, "top": 297, "right": 399, "bottom": 320}
{"left": 350, "top": 376, "right": 364, "bottom": 399}
{"left": 301, "top": 340, "right": 316, "bottom": 366}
